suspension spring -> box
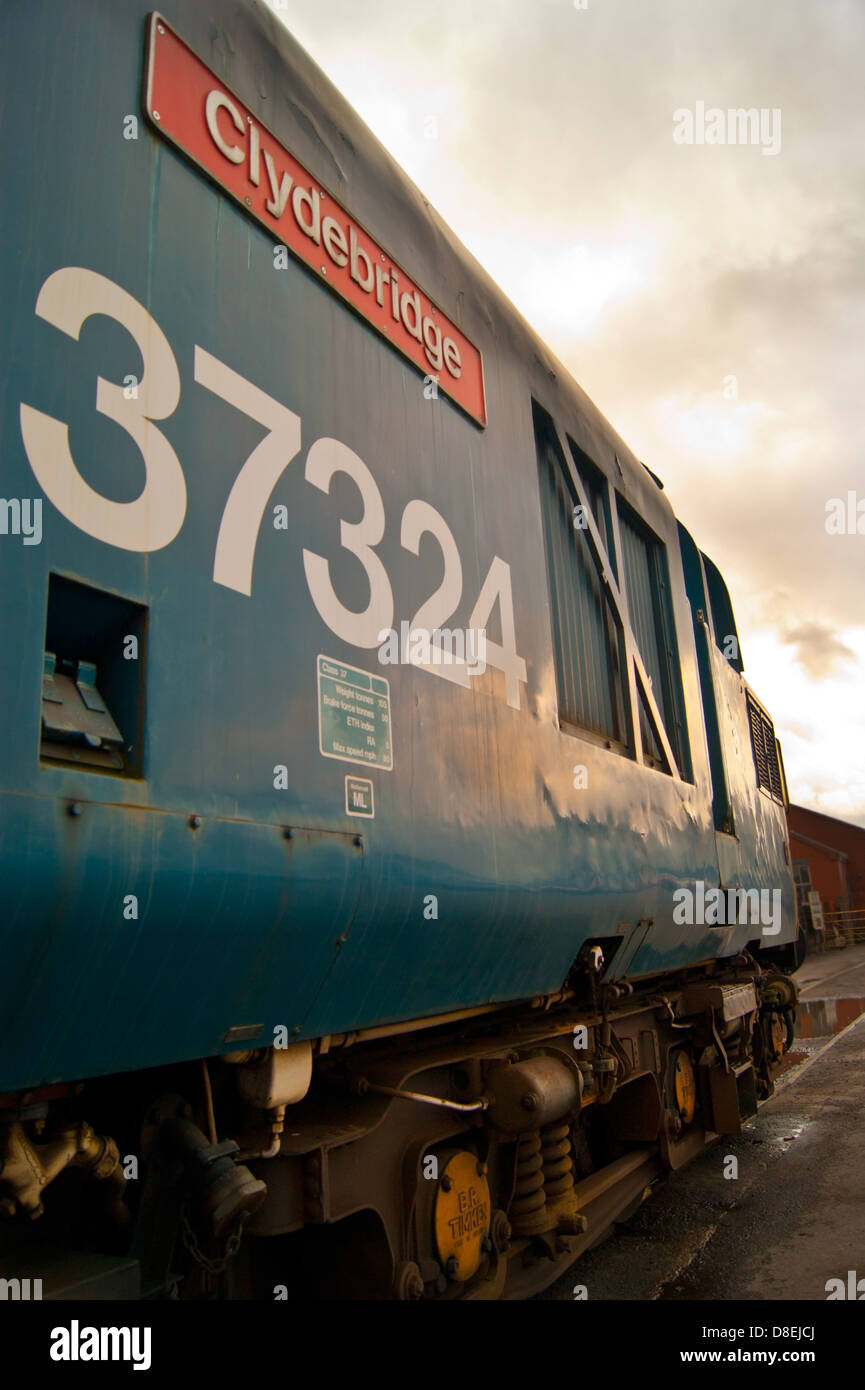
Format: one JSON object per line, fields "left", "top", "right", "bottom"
{"left": 510, "top": 1130, "right": 548, "bottom": 1235}
{"left": 540, "top": 1120, "right": 576, "bottom": 1203}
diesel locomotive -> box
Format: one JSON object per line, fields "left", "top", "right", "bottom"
{"left": 0, "top": 0, "right": 800, "bottom": 1300}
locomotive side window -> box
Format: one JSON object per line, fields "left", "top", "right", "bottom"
{"left": 566, "top": 435, "right": 618, "bottom": 579}
{"left": 746, "top": 689, "right": 786, "bottom": 803}
{"left": 677, "top": 521, "right": 734, "bottom": 829}
{"left": 617, "top": 501, "right": 692, "bottom": 780}
{"left": 533, "top": 403, "right": 628, "bottom": 749}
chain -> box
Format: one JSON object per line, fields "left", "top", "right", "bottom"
{"left": 180, "top": 1203, "right": 245, "bottom": 1277}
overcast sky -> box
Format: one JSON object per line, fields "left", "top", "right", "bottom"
{"left": 268, "top": 0, "right": 865, "bottom": 827}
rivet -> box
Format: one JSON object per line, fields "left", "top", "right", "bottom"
{"left": 68, "top": 802, "right": 83, "bottom": 817}
{"left": 440, "top": 1174, "right": 452, "bottom": 1192}
{"left": 283, "top": 827, "right": 293, "bottom": 839}
{"left": 153, "top": 111, "right": 161, "bottom": 121}
{"left": 244, "top": 196, "right": 252, "bottom": 205}
{"left": 189, "top": 815, "right": 202, "bottom": 829}
{"left": 353, "top": 835, "right": 362, "bottom": 847}
{"left": 157, "top": 24, "right": 165, "bottom": 34}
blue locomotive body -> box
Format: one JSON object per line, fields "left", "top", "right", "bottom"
{"left": 0, "top": 0, "right": 798, "bottom": 1300}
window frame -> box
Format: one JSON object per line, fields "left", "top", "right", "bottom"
{"left": 533, "top": 405, "right": 631, "bottom": 753}
{"left": 532, "top": 400, "right": 691, "bottom": 781}
{"left": 615, "top": 495, "right": 692, "bottom": 782}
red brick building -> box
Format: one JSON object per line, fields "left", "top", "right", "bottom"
{"left": 787, "top": 804, "right": 865, "bottom": 919}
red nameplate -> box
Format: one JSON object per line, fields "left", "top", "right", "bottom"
{"left": 144, "top": 14, "right": 486, "bottom": 426}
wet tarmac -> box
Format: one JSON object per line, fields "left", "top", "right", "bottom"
{"left": 540, "top": 943, "right": 865, "bottom": 1300}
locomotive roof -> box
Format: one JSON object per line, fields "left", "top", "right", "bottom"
{"left": 217, "top": 0, "right": 661, "bottom": 503}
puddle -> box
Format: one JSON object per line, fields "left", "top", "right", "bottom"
{"left": 776, "top": 1048, "right": 808, "bottom": 1077}
{"left": 761, "top": 1116, "right": 812, "bottom": 1150}
{"left": 795, "top": 996, "right": 865, "bottom": 1038}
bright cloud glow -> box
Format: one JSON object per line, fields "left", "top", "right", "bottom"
{"left": 745, "top": 627, "right": 865, "bottom": 826}
{"left": 655, "top": 396, "right": 777, "bottom": 464}
{"left": 485, "top": 234, "right": 664, "bottom": 338}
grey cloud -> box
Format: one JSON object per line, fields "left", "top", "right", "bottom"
{"left": 781, "top": 621, "right": 858, "bottom": 678}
